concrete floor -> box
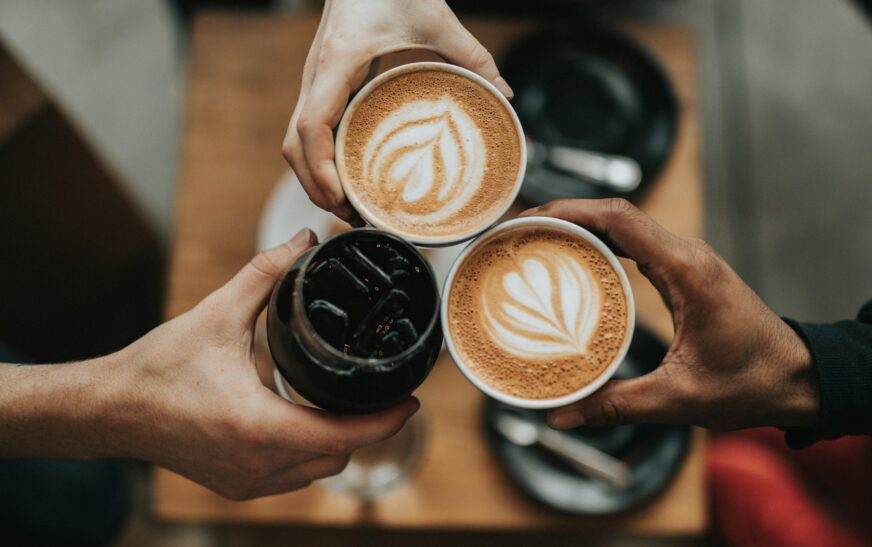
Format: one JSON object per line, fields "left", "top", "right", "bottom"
{"left": 1, "top": 0, "right": 870, "bottom": 545}
{"left": 589, "top": 0, "right": 872, "bottom": 321}
{"left": 737, "top": 0, "right": 872, "bottom": 321}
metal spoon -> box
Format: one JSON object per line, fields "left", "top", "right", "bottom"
{"left": 525, "top": 135, "right": 643, "bottom": 193}
{"left": 493, "top": 411, "right": 633, "bottom": 490}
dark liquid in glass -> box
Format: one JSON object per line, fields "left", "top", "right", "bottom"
{"left": 267, "top": 229, "right": 442, "bottom": 414}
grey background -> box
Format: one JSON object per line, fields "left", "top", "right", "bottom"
{"left": 1, "top": 2, "right": 870, "bottom": 542}
{"left": 591, "top": 0, "right": 872, "bottom": 322}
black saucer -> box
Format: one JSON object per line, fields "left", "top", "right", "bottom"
{"left": 483, "top": 323, "right": 691, "bottom": 515}
{"left": 499, "top": 25, "right": 678, "bottom": 203}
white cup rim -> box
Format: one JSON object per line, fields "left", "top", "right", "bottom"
{"left": 335, "top": 61, "right": 527, "bottom": 247}
{"left": 440, "top": 216, "right": 636, "bottom": 409}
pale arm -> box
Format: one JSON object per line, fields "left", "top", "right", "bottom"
{"left": 0, "top": 229, "right": 419, "bottom": 500}
{"left": 0, "top": 358, "right": 117, "bottom": 459}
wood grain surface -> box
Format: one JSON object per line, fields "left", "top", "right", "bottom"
{"left": 155, "top": 13, "right": 705, "bottom": 536}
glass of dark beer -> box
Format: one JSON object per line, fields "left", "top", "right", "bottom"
{"left": 266, "top": 228, "right": 442, "bottom": 497}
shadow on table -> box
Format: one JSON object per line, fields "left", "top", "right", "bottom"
{"left": 213, "top": 525, "right": 714, "bottom": 547}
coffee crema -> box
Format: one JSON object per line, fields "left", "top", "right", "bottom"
{"left": 447, "top": 227, "right": 629, "bottom": 400}
{"left": 337, "top": 67, "right": 522, "bottom": 242}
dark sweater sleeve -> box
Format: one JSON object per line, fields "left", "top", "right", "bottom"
{"left": 781, "top": 300, "right": 872, "bottom": 448}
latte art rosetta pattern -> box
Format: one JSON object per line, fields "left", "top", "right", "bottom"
{"left": 363, "top": 98, "right": 486, "bottom": 222}
{"left": 482, "top": 252, "right": 601, "bottom": 359}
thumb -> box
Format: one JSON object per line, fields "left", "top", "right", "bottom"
{"left": 522, "top": 198, "right": 688, "bottom": 304}
{"left": 220, "top": 228, "right": 318, "bottom": 323}
{"left": 546, "top": 371, "right": 676, "bottom": 428}
{"left": 431, "top": 19, "right": 513, "bottom": 99}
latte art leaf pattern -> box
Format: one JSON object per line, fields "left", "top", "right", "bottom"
{"left": 482, "top": 252, "right": 602, "bottom": 359}
{"left": 363, "top": 98, "right": 486, "bottom": 221}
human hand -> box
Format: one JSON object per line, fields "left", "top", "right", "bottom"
{"left": 282, "top": 0, "right": 512, "bottom": 223}
{"left": 521, "top": 199, "right": 819, "bottom": 431}
{"left": 103, "top": 229, "right": 420, "bottom": 500}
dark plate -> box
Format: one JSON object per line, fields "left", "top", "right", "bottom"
{"left": 499, "top": 25, "right": 678, "bottom": 203}
{"left": 483, "top": 323, "right": 691, "bottom": 515}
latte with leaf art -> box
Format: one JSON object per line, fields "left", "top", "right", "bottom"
{"left": 482, "top": 249, "right": 602, "bottom": 359}
{"left": 336, "top": 63, "right": 524, "bottom": 245}
{"left": 447, "top": 224, "right": 630, "bottom": 400}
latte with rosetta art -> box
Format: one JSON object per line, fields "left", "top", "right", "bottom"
{"left": 337, "top": 66, "right": 522, "bottom": 242}
{"left": 448, "top": 226, "right": 629, "bottom": 400}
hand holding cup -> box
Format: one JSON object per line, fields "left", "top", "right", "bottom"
{"left": 523, "top": 199, "right": 819, "bottom": 431}
{"left": 282, "top": 0, "right": 514, "bottom": 224}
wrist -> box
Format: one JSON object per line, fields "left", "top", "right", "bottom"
{"left": 772, "top": 320, "right": 820, "bottom": 426}
{"left": 86, "top": 344, "right": 168, "bottom": 461}
{"left": 48, "top": 354, "right": 133, "bottom": 460}
{"left": 79, "top": 351, "right": 135, "bottom": 459}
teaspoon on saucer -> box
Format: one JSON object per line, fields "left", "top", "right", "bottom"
{"left": 493, "top": 411, "right": 633, "bottom": 490}
{"left": 526, "top": 135, "right": 643, "bottom": 193}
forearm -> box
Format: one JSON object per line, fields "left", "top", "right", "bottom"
{"left": 0, "top": 356, "right": 121, "bottom": 459}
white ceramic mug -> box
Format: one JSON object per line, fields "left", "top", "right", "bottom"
{"left": 335, "top": 61, "right": 527, "bottom": 247}
{"left": 440, "top": 216, "right": 636, "bottom": 409}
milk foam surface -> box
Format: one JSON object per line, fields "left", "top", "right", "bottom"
{"left": 362, "top": 98, "right": 486, "bottom": 225}
{"left": 448, "top": 227, "right": 629, "bottom": 400}
{"left": 483, "top": 251, "right": 601, "bottom": 359}
{"left": 339, "top": 68, "right": 522, "bottom": 241}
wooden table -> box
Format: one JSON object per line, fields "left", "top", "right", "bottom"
{"left": 155, "top": 12, "right": 706, "bottom": 538}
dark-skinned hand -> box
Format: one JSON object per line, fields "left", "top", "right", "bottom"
{"left": 520, "top": 199, "right": 819, "bottom": 431}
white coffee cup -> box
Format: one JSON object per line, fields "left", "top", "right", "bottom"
{"left": 441, "top": 216, "right": 636, "bottom": 409}
{"left": 335, "top": 61, "right": 527, "bottom": 247}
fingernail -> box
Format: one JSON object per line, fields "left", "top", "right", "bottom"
{"left": 549, "top": 410, "right": 583, "bottom": 430}
{"left": 519, "top": 206, "right": 540, "bottom": 218}
{"left": 289, "top": 228, "right": 313, "bottom": 249}
{"left": 495, "top": 76, "right": 514, "bottom": 99}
